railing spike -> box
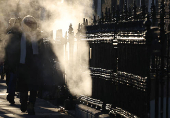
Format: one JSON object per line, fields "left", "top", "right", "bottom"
{"left": 112, "top": 6, "right": 115, "bottom": 22}
{"left": 133, "top": 0, "right": 137, "bottom": 20}
{"left": 108, "top": 8, "right": 111, "bottom": 22}
{"left": 105, "top": 7, "right": 108, "bottom": 22}
{"left": 86, "top": 19, "right": 88, "bottom": 26}
{"left": 93, "top": 15, "right": 96, "bottom": 25}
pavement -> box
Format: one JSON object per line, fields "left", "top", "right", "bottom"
{"left": 0, "top": 77, "right": 75, "bottom": 118}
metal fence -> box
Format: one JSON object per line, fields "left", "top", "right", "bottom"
{"left": 75, "top": 0, "right": 170, "bottom": 118}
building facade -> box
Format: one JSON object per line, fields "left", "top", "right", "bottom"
{"left": 92, "top": 0, "right": 167, "bottom": 19}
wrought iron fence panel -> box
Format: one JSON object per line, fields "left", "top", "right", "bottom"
{"left": 73, "top": 1, "right": 170, "bottom": 117}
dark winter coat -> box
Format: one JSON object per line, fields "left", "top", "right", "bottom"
{"left": 4, "top": 29, "right": 21, "bottom": 73}
{"left": 16, "top": 31, "right": 43, "bottom": 92}
{"left": 4, "top": 29, "right": 21, "bottom": 86}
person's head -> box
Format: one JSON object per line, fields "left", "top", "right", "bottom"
{"left": 8, "top": 18, "right": 15, "bottom": 28}
{"left": 21, "top": 15, "right": 37, "bottom": 32}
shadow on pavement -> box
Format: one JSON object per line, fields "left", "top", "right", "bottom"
{"left": 0, "top": 77, "right": 74, "bottom": 118}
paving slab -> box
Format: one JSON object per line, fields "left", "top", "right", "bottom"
{"left": 0, "top": 77, "right": 74, "bottom": 118}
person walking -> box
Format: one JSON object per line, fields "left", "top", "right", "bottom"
{"left": 4, "top": 18, "right": 16, "bottom": 87}
{"left": 16, "top": 15, "right": 43, "bottom": 115}
{"left": 4, "top": 17, "right": 22, "bottom": 104}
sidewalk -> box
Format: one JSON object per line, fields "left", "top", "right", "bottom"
{"left": 0, "top": 77, "right": 74, "bottom": 118}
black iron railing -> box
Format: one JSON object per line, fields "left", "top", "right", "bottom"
{"left": 55, "top": 0, "right": 170, "bottom": 118}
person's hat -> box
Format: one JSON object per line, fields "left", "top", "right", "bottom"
{"left": 22, "top": 15, "right": 37, "bottom": 30}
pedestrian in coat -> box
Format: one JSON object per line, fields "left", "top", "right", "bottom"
{"left": 16, "top": 15, "right": 43, "bottom": 115}
{"left": 4, "top": 17, "right": 22, "bottom": 104}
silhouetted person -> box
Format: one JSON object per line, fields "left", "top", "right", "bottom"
{"left": 4, "top": 18, "right": 17, "bottom": 86}
{"left": 16, "top": 15, "right": 44, "bottom": 115}
{"left": 4, "top": 17, "right": 22, "bottom": 104}
{"left": 4, "top": 18, "right": 16, "bottom": 84}
{"left": 4, "top": 18, "right": 16, "bottom": 88}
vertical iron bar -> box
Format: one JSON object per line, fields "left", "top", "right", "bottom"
{"left": 108, "top": 8, "right": 111, "bottom": 22}
{"left": 166, "top": 33, "right": 169, "bottom": 118}
{"left": 124, "top": 0, "right": 128, "bottom": 21}
{"left": 141, "top": 0, "right": 146, "bottom": 19}
{"left": 93, "top": 15, "right": 97, "bottom": 25}
{"left": 116, "top": 5, "right": 120, "bottom": 23}
{"left": 145, "top": 14, "right": 152, "bottom": 118}
{"left": 151, "top": 0, "right": 156, "bottom": 26}
{"left": 155, "top": 56, "right": 159, "bottom": 118}
{"left": 169, "top": 4, "right": 170, "bottom": 19}
{"left": 101, "top": 12, "right": 104, "bottom": 24}
{"left": 105, "top": 7, "right": 108, "bottom": 22}
{"left": 133, "top": 0, "right": 137, "bottom": 20}
{"left": 112, "top": 5, "right": 115, "bottom": 21}
{"left": 160, "top": 1, "right": 165, "bottom": 118}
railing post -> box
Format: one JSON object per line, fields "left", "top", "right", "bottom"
{"left": 145, "top": 13, "right": 152, "bottom": 118}
{"left": 169, "top": 3, "right": 170, "bottom": 19}
{"left": 68, "top": 23, "right": 74, "bottom": 63}
{"left": 116, "top": 6, "right": 120, "bottom": 23}
{"left": 101, "top": 12, "right": 104, "bottom": 24}
{"left": 64, "top": 31, "right": 68, "bottom": 84}
{"left": 108, "top": 8, "right": 111, "bottom": 22}
{"left": 105, "top": 7, "right": 108, "bottom": 22}
{"left": 160, "top": 1, "right": 165, "bottom": 118}
{"left": 93, "top": 16, "right": 97, "bottom": 25}
{"left": 124, "top": 0, "right": 128, "bottom": 21}
{"left": 86, "top": 19, "right": 88, "bottom": 26}
{"left": 112, "top": 6, "right": 115, "bottom": 22}
{"left": 141, "top": 0, "right": 146, "bottom": 19}
{"left": 129, "top": 7, "right": 132, "bottom": 18}
{"left": 76, "top": 23, "right": 81, "bottom": 68}
{"left": 166, "top": 31, "right": 170, "bottom": 118}
{"left": 133, "top": 0, "right": 137, "bottom": 20}
{"left": 151, "top": 0, "right": 156, "bottom": 26}
{"left": 83, "top": 18, "right": 85, "bottom": 26}
{"left": 155, "top": 55, "right": 159, "bottom": 118}
{"left": 166, "top": 4, "right": 170, "bottom": 116}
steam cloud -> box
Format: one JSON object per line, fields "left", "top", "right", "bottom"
{"left": 0, "top": 0, "right": 93, "bottom": 96}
